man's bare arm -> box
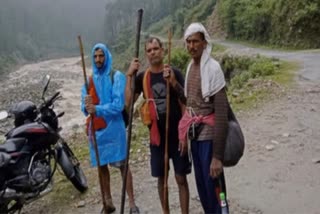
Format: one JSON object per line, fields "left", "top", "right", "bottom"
{"left": 125, "top": 58, "right": 140, "bottom": 108}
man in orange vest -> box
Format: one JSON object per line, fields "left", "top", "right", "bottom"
{"left": 81, "top": 43, "right": 139, "bottom": 214}
{"left": 125, "top": 37, "right": 191, "bottom": 214}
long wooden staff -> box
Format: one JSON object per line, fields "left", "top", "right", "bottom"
{"left": 120, "top": 8, "right": 143, "bottom": 214}
{"left": 77, "top": 36, "right": 108, "bottom": 213}
{"left": 164, "top": 28, "right": 172, "bottom": 214}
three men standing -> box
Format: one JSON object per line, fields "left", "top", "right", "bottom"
{"left": 81, "top": 22, "right": 229, "bottom": 214}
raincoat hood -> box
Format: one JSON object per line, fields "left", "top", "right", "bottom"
{"left": 91, "top": 43, "right": 113, "bottom": 75}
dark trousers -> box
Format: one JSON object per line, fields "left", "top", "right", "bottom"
{"left": 191, "top": 140, "right": 228, "bottom": 214}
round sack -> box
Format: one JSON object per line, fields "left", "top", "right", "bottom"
{"left": 223, "top": 120, "right": 245, "bottom": 167}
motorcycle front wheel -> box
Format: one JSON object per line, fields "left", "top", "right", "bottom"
{"left": 69, "top": 163, "right": 88, "bottom": 193}
{"left": 56, "top": 142, "right": 88, "bottom": 193}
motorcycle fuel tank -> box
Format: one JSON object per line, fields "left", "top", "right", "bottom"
{"left": 6, "top": 122, "right": 58, "bottom": 149}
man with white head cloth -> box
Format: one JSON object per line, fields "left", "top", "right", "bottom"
{"left": 177, "top": 23, "right": 230, "bottom": 213}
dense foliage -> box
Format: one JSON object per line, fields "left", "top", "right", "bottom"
{"left": 217, "top": 0, "right": 320, "bottom": 48}
{"left": 217, "top": 54, "right": 278, "bottom": 90}
{"left": 108, "top": 0, "right": 216, "bottom": 69}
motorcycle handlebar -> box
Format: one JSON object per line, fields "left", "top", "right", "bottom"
{"left": 56, "top": 112, "right": 65, "bottom": 118}
{"left": 47, "top": 92, "right": 60, "bottom": 106}
{"left": 40, "top": 91, "right": 60, "bottom": 110}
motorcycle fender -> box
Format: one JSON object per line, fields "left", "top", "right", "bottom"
{"left": 56, "top": 144, "right": 75, "bottom": 179}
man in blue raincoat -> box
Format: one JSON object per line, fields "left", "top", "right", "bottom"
{"left": 81, "top": 43, "right": 139, "bottom": 214}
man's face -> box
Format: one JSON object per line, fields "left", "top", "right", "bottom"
{"left": 94, "top": 49, "right": 105, "bottom": 69}
{"left": 145, "top": 39, "right": 164, "bottom": 66}
{"left": 186, "top": 32, "right": 207, "bottom": 60}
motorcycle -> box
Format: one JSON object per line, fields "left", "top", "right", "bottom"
{"left": 0, "top": 75, "right": 88, "bottom": 213}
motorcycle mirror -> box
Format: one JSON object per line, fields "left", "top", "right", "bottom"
{"left": 41, "top": 75, "right": 51, "bottom": 100}
{"left": 0, "top": 111, "right": 8, "bottom": 120}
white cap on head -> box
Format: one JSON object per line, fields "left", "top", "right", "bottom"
{"left": 184, "top": 22, "right": 212, "bottom": 55}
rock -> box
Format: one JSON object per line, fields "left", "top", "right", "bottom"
{"left": 138, "top": 157, "right": 143, "bottom": 162}
{"left": 130, "top": 149, "right": 133, "bottom": 153}
{"left": 312, "top": 158, "right": 320, "bottom": 164}
{"left": 142, "top": 140, "right": 148, "bottom": 145}
{"left": 191, "top": 196, "right": 200, "bottom": 202}
{"left": 76, "top": 200, "right": 86, "bottom": 208}
{"left": 271, "top": 140, "right": 280, "bottom": 145}
{"left": 232, "top": 92, "right": 240, "bottom": 97}
{"left": 306, "top": 89, "right": 320, "bottom": 94}
{"left": 297, "top": 128, "right": 306, "bottom": 133}
{"left": 72, "top": 124, "right": 80, "bottom": 130}
{"left": 282, "top": 133, "right": 290, "bottom": 137}
{"left": 266, "top": 144, "right": 275, "bottom": 151}
{"left": 137, "top": 149, "right": 141, "bottom": 153}
{"left": 0, "top": 135, "right": 5, "bottom": 143}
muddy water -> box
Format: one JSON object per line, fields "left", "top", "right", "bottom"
{"left": 0, "top": 57, "right": 88, "bottom": 136}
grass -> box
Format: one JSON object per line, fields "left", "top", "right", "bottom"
{"left": 228, "top": 60, "right": 299, "bottom": 112}
{"left": 269, "top": 61, "right": 299, "bottom": 85}
{"left": 212, "top": 43, "right": 228, "bottom": 54}
{"left": 129, "top": 119, "right": 149, "bottom": 161}
{"left": 31, "top": 121, "right": 151, "bottom": 209}
{"left": 226, "top": 38, "right": 320, "bottom": 52}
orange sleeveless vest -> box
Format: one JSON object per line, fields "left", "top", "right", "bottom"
{"left": 86, "top": 76, "right": 107, "bottom": 134}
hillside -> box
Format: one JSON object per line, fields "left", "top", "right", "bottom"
{"left": 109, "top": 0, "right": 319, "bottom": 70}
{"left": 1, "top": 0, "right": 319, "bottom": 74}
{"left": 215, "top": 0, "right": 320, "bottom": 48}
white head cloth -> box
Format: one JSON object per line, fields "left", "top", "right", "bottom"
{"left": 184, "top": 22, "right": 225, "bottom": 99}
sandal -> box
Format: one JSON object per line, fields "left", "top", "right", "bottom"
{"left": 129, "top": 205, "right": 140, "bottom": 214}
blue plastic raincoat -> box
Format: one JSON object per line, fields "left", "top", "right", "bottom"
{"left": 81, "top": 43, "right": 126, "bottom": 167}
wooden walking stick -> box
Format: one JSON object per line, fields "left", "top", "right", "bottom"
{"left": 77, "top": 36, "right": 108, "bottom": 213}
{"left": 120, "top": 8, "right": 143, "bottom": 214}
{"left": 163, "top": 28, "right": 172, "bottom": 214}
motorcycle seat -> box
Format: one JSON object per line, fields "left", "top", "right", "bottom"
{"left": 0, "top": 138, "right": 26, "bottom": 153}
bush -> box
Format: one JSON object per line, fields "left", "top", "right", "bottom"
{"left": 217, "top": 0, "right": 320, "bottom": 48}
{"left": 216, "top": 53, "right": 277, "bottom": 90}
{"left": 166, "top": 48, "right": 190, "bottom": 76}
{"left": 249, "top": 59, "right": 276, "bottom": 77}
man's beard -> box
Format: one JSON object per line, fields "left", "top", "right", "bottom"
{"left": 150, "top": 58, "right": 163, "bottom": 66}
{"left": 95, "top": 63, "right": 103, "bottom": 68}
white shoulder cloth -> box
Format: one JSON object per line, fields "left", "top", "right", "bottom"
{"left": 184, "top": 23, "right": 226, "bottom": 99}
